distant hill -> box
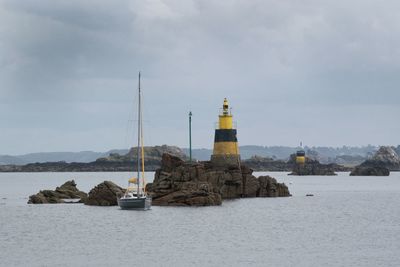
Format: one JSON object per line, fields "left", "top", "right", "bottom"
{"left": 0, "top": 155, "right": 26, "bottom": 165}
{"left": 0, "top": 144, "right": 382, "bottom": 166}
{"left": 0, "top": 149, "right": 128, "bottom": 165}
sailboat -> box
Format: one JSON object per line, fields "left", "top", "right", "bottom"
{"left": 117, "top": 72, "right": 152, "bottom": 210}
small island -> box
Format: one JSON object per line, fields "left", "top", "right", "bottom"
{"left": 350, "top": 146, "right": 400, "bottom": 176}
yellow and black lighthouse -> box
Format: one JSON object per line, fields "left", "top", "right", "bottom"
{"left": 296, "top": 142, "right": 306, "bottom": 165}
{"left": 211, "top": 98, "right": 240, "bottom": 167}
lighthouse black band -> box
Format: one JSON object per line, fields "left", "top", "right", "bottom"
{"left": 296, "top": 151, "right": 305, "bottom": 156}
{"left": 214, "top": 129, "right": 237, "bottom": 142}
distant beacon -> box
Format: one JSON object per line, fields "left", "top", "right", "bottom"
{"left": 211, "top": 98, "right": 240, "bottom": 167}
{"left": 296, "top": 142, "right": 305, "bottom": 165}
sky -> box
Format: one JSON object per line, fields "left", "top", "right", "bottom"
{"left": 1, "top": 0, "right": 400, "bottom": 155}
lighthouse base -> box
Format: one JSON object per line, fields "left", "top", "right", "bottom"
{"left": 211, "top": 154, "right": 241, "bottom": 168}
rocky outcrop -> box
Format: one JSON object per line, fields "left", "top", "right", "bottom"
{"left": 350, "top": 146, "right": 400, "bottom": 175}
{"left": 288, "top": 155, "right": 337, "bottom": 176}
{"left": 0, "top": 145, "right": 189, "bottom": 172}
{"left": 243, "top": 156, "right": 288, "bottom": 171}
{"left": 146, "top": 154, "right": 222, "bottom": 206}
{"left": 395, "top": 146, "right": 400, "bottom": 158}
{"left": 350, "top": 166, "right": 390, "bottom": 176}
{"left": 95, "top": 145, "right": 189, "bottom": 170}
{"left": 28, "top": 180, "right": 87, "bottom": 204}
{"left": 146, "top": 153, "right": 291, "bottom": 206}
{"left": 242, "top": 155, "right": 351, "bottom": 172}
{"left": 363, "top": 146, "right": 400, "bottom": 171}
{"left": 84, "top": 181, "right": 125, "bottom": 206}
{"left": 258, "top": 176, "right": 291, "bottom": 197}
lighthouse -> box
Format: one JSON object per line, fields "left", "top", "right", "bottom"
{"left": 296, "top": 142, "right": 306, "bottom": 165}
{"left": 210, "top": 98, "right": 240, "bottom": 167}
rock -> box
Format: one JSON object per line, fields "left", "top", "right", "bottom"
{"left": 243, "top": 156, "right": 288, "bottom": 171}
{"left": 242, "top": 155, "right": 350, "bottom": 172}
{"left": 159, "top": 153, "right": 185, "bottom": 172}
{"left": 350, "top": 146, "right": 400, "bottom": 175}
{"left": 350, "top": 166, "right": 390, "bottom": 176}
{"left": 242, "top": 174, "right": 259, "bottom": 197}
{"left": 221, "top": 169, "right": 243, "bottom": 199}
{"left": 371, "top": 146, "right": 400, "bottom": 163}
{"left": 28, "top": 180, "right": 87, "bottom": 204}
{"left": 146, "top": 153, "right": 291, "bottom": 206}
{"left": 257, "top": 176, "right": 291, "bottom": 197}
{"left": 363, "top": 146, "right": 400, "bottom": 171}
{"left": 84, "top": 181, "right": 125, "bottom": 206}
{"left": 148, "top": 157, "right": 222, "bottom": 206}
{"left": 395, "top": 145, "right": 400, "bottom": 157}
{"left": 288, "top": 154, "right": 337, "bottom": 176}
{"left": 151, "top": 181, "right": 222, "bottom": 206}
{"left": 55, "top": 180, "right": 87, "bottom": 200}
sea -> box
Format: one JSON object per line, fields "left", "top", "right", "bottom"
{"left": 0, "top": 172, "right": 399, "bottom": 267}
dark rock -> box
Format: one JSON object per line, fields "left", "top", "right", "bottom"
{"left": 350, "top": 166, "right": 390, "bottom": 176}
{"left": 242, "top": 174, "right": 259, "bottom": 197}
{"left": 28, "top": 180, "right": 87, "bottom": 204}
{"left": 371, "top": 146, "right": 400, "bottom": 163}
{"left": 360, "top": 146, "right": 400, "bottom": 171}
{"left": 84, "top": 181, "right": 125, "bottom": 206}
{"left": 243, "top": 155, "right": 288, "bottom": 171}
{"left": 242, "top": 155, "right": 350, "bottom": 172}
{"left": 288, "top": 155, "right": 337, "bottom": 176}
{"left": 395, "top": 145, "right": 400, "bottom": 158}
{"left": 160, "top": 153, "right": 185, "bottom": 172}
{"left": 151, "top": 181, "right": 222, "bottom": 206}
{"left": 148, "top": 157, "right": 222, "bottom": 206}
{"left": 146, "top": 153, "right": 291, "bottom": 206}
{"left": 350, "top": 146, "right": 399, "bottom": 175}
{"left": 257, "top": 176, "right": 291, "bottom": 197}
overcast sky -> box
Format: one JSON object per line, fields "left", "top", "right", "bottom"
{"left": 1, "top": 0, "right": 400, "bottom": 154}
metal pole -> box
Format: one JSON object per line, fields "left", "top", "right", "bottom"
{"left": 189, "top": 111, "right": 192, "bottom": 162}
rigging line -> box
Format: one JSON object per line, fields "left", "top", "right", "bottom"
{"left": 140, "top": 75, "right": 146, "bottom": 193}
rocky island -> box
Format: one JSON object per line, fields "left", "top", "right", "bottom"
{"left": 28, "top": 180, "right": 87, "bottom": 204}
{"left": 242, "top": 153, "right": 351, "bottom": 174}
{"left": 146, "top": 153, "right": 291, "bottom": 206}
{"left": 350, "top": 146, "right": 400, "bottom": 176}
{"left": 28, "top": 153, "right": 291, "bottom": 206}
{"left": 288, "top": 154, "right": 339, "bottom": 176}
{"left": 242, "top": 155, "right": 289, "bottom": 171}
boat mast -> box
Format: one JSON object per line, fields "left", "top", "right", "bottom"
{"left": 137, "top": 72, "right": 141, "bottom": 197}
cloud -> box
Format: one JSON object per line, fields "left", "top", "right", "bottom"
{"left": 1, "top": 0, "right": 400, "bottom": 154}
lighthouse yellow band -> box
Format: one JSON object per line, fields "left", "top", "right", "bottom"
{"left": 213, "top": 142, "right": 239, "bottom": 155}
{"left": 296, "top": 156, "right": 305, "bottom": 164}
{"left": 219, "top": 115, "right": 233, "bottom": 129}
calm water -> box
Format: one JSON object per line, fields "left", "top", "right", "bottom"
{"left": 1, "top": 172, "right": 400, "bottom": 267}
